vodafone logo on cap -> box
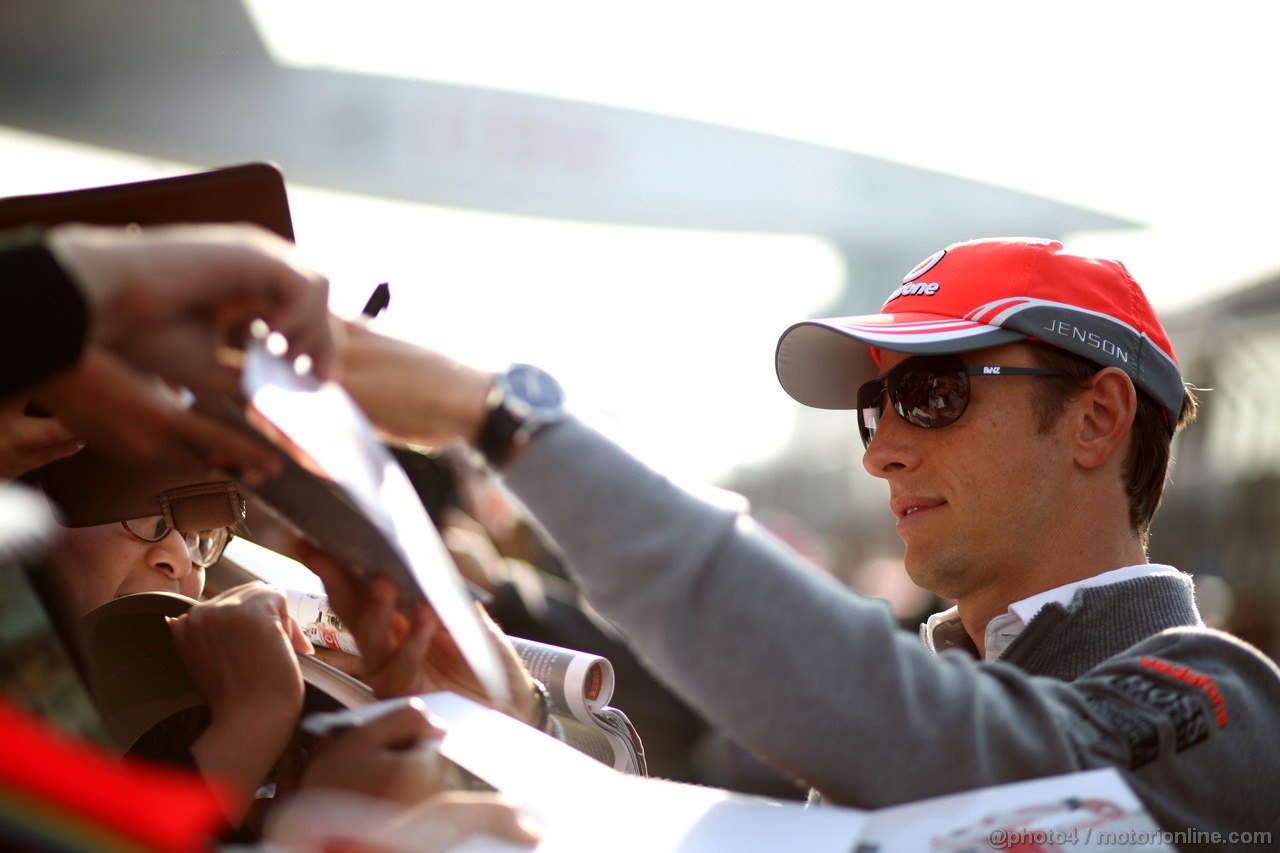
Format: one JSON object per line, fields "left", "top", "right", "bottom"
{"left": 884, "top": 248, "right": 946, "bottom": 305}
{"left": 902, "top": 249, "right": 947, "bottom": 283}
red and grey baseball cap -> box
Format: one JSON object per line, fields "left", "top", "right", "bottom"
{"left": 775, "top": 237, "right": 1185, "bottom": 421}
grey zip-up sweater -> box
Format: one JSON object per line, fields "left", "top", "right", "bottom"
{"left": 505, "top": 416, "right": 1280, "bottom": 841}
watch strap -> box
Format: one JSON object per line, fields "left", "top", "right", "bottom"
{"left": 475, "top": 382, "right": 521, "bottom": 468}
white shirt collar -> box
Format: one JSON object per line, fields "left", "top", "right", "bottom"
{"left": 923, "top": 605, "right": 962, "bottom": 653}
{"left": 924, "top": 564, "right": 1183, "bottom": 662}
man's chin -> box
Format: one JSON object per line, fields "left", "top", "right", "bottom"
{"left": 901, "top": 550, "right": 963, "bottom": 601}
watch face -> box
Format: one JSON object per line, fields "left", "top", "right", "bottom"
{"left": 507, "top": 363, "right": 565, "bottom": 411}
{"left": 477, "top": 363, "right": 566, "bottom": 465}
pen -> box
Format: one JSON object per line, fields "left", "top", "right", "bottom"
{"left": 300, "top": 708, "right": 367, "bottom": 738}
{"left": 358, "top": 282, "right": 391, "bottom": 325}
{"left": 301, "top": 695, "right": 435, "bottom": 737}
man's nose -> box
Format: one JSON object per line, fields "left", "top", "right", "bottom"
{"left": 861, "top": 401, "right": 920, "bottom": 479}
{"left": 148, "top": 530, "right": 194, "bottom": 579}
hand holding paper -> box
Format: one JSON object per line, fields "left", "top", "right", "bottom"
{"left": 302, "top": 546, "right": 542, "bottom": 728}
{"left": 300, "top": 699, "right": 449, "bottom": 807}
{"left": 197, "top": 332, "right": 511, "bottom": 707}
{"left": 268, "top": 789, "right": 539, "bottom": 853}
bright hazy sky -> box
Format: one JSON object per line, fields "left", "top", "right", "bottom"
{"left": 5, "top": 0, "right": 1279, "bottom": 482}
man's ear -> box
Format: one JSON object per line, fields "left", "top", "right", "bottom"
{"left": 1072, "top": 367, "right": 1137, "bottom": 470}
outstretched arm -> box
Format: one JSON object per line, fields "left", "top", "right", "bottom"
{"left": 332, "top": 322, "right": 1280, "bottom": 835}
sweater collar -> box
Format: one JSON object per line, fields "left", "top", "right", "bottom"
{"left": 922, "top": 564, "right": 1186, "bottom": 660}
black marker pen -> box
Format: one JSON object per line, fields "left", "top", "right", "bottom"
{"left": 358, "top": 282, "right": 391, "bottom": 325}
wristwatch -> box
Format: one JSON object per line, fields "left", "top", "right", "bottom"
{"left": 474, "top": 363, "right": 566, "bottom": 468}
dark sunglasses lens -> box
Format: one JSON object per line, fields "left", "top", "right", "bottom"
{"left": 856, "top": 379, "right": 884, "bottom": 449}
{"left": 894, "top": 361, "right": 969, "bottom": 429}
{"left": 856, "top": 357, "right": 973, "bottom": 449}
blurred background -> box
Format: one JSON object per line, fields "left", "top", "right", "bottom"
{"left": 3, "top": 0, "right": 1279, "bottom": 660}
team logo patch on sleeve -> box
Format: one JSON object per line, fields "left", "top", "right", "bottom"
{"left": 1140, "top": 656, "right": 1228, "bottom": 728}
{"left": 1084, "top": 694, "right": 1160, "bottom": 769}
{"left": 1086, "top": 664, "right": 1219, "bottom": 769}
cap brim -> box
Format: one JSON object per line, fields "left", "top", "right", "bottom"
{"left": 38, "top": 447, "right": 226, "bottom": 528}
{"left": 81, "top": 592, "right": 203, "bottom": 750}
{"left": 775, "top": 313, "right": 1028, "bottom": 409}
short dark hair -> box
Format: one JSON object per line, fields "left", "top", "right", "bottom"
{"left": 1026, "top": 342, "right": 1198, "bottom": 547}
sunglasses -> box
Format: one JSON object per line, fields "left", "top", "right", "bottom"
{"left": 120, "top": 516, "right": 233, "bottom": 569}
{"left": 857, "top": 354, "right": 1062, "bottom": 449}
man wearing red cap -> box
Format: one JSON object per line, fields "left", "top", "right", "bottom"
{"left": 338, "top": 236, "right": 1280, "bottom": 838}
